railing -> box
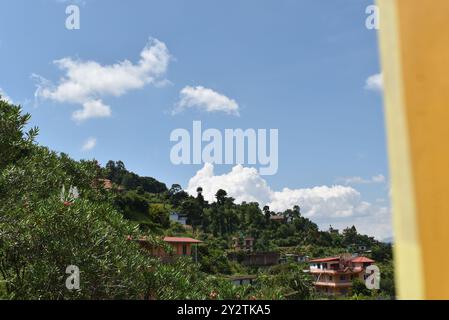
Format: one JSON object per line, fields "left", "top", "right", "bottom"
{"left": 313, "top": 281, "right": 352, "bottom": 288}
{"left": 310, "top": 268, "right": 342, "bottom": 274}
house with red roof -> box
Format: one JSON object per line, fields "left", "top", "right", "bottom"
{"left": 163, "top": 237, "right": 202, "bottom": 257}
{"left": 138, "top": 236, "right": 203, "bottom": 263}
{"left": 308, "top": 254, "right": 375, "bottom": 296}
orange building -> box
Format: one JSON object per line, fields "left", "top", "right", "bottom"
{"left": 163, "top": 237, "right": 202, "bottom": 256}
{"left": 309, "top": 255, "right": 375, "bottom": 296}
{"left": 135, "top": 236, "right": 202, "bottom": 262}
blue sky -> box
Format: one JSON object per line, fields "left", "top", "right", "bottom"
{"left": 0, "top": 0, "right": 391, "bottom": 239}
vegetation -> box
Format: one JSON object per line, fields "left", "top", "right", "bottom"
{"left": 0, "top": 99, "right": 395, "bottom": 299}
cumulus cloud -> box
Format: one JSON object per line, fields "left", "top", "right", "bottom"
{"left": 187, "top": 164, "right": 272, "bottom": 205}
{"left": 269, "top": 186, "right": 366, "bottom": 219}
{"left": 365, "top": 73, "right": 383, "bottom": 92}
{"left": 186, "top": 163, "right": 391, "bottom": 239}
{"left": 73, "top": 100, "right": 111, "bottom": 122}
{"left": 0, "top": 88, "right": 13, "bottom": 104}
{"left": 34, "top": 38, "right": 171, "bottom": 122}
{"left": 174, "top": 86, "right": 240, "bottom": 116}
{"left": 81, "top": 137, "right": 97, "bottom": 151}
{"left": 336, "top": 174, "right": 386, "bottom": 185}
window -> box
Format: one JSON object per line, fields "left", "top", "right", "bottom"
{"left": 182, "top": 244, "right": 188, "bottom": 255}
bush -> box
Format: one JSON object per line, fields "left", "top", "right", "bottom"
{"left": 0, "top": 196, "right": 157, "bottom": 299}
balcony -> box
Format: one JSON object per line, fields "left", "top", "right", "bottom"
{"left": 310, "top": 268, "right": 340, "bottom": 274}
{"left": 313, "top": 281, "right": 353, "bottom": 288}
{"left": 310, "top": 267, "right": 363, "bottom": 275}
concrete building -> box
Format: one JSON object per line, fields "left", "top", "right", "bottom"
{"left": 309, "top": 255, "right": 375, "bottom": 296}
{"left": 169, "top": 212, "right": 187, "bottom": 225}
{"left": 134, "top": 236, "right": 202, "bottom": 262}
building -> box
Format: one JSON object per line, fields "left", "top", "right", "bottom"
{"left": 280, "top": 253, "right": 309, "bottom": 264}
{"left": 99, "top": 178, "right": 113, "bottom": 190}
{"left": 309, "top": 255, "right": 375, "bottom": 296}
{"left": 163, "top": 236, "right": 202, "bottom": 257}
{"left": 270, "top": 215, "right": 287, "bottom": 223}
{"left": 229, "top": 236, "right": 279, "bottom": 266}
{"left": 231, "top": 236, "right": 255, "bottom": 252}
{"left": 133, "top": 236, "right": 203, "bottom": 262}
{"left": 244, "top": 237, "right": 255, "bottom": 252}
{"left": 169, "top": 212, "right": 187, "bottom": 225}
{"left": 96, "top": 178, "right": 125, "bottom": 192}
{"left": 347, "top": 243, "right": 371, "bottom": 254}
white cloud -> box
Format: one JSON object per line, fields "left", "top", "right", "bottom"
{"left": 81, "top": 137, "right": 97, "bottom": 151}
{"left": 187, "top": 164, "right": 272, "bottom": 205}
{"left": 336, "top": 174, "right": 386, "bottom": 185}
{"left": 174, "top": 86, "right": 240, "bottom": 116}
{"left": 186, "top": 163, "right": 392, "bottom": 239}
{"left": 0, "top": 88, "right": 13, "bottom": 104}
{"left": 73, "top": 100, "right": 111, "bottom": 122}
{"left": 34, "top": 38, "right": 171, "bottom": 122}
{"left": 372, "top": 174, "right": 386, "bottom": 183}
{"left": 365, "top": 73, "right": 383, "bottom": 92}
{"left": 269, "top": 186, "right": 365, "bottom": 219}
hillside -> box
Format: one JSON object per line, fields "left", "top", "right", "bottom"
{"left": 0, "top": 99, "right": 394, "bottom": 300}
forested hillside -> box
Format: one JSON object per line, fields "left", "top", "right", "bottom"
{"left": 0, "top": 99, "right": 394, "bottom": 300}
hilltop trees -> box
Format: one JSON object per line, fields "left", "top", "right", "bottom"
{"left": 168, "top": 183, "right": 189, "bottom": 207}
{"left": 105, "top": 160, "right": 167, "bottom": 193}
{"left": 342, "top": 225, "right": 359, "bottom": 245}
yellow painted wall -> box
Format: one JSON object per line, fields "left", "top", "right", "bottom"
{"left": 378, "top": 0, "right": 449, "bottom": 299}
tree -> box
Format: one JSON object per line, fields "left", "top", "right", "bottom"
{"left": 168, "top": 184, "right": 188, "bottom": 207}
{"left": 371, "top": 243, "right": 393, "bottom": 261}
{"left": 0, "top": 101, "right": 38, "bottom": 169}
{"left": 351, "top": 278, "right": 372, "bottom": 297}
{"left": 0, "top": 196, "right": 159, "bottom": 299}
{"left": 148, "top": 203, "right": 171, "bottom": 229}
{"left": 263, "top": 205, "right": 271, "bottom": 222}
{"left": 180, "top": 198, "right": 203, "bottom": 228}
{"left": 105, "top": 160, "right": 168, "bottom": 194}
{"left": 105, "top": 160, "right": 117, "bottom": 181}
{"left": 292, "top": 205, "right": 301, "bottom": 219}
{"left": 343, "top": 225, "right": 358, "bottom": 246}
{"left": 169, "top": 184, "right": 182, "bottom": 195}
{"left": 196, "top": 187, "right": 206, "bottom": 208}
{"left": 215, "top": 189, "right": 227, "bottom": 205}
{"left": 115, "top": 191, "right": 149, "bottom": 221}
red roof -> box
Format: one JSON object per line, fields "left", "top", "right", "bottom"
{"left": 309, "top": 257, "right": 340, "bottom": 263}
{"left": 163, "top": 236, "right": 202, "bottom": 244}
{"left": 351, "top": 257, "right": 375, "bottom": 263}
